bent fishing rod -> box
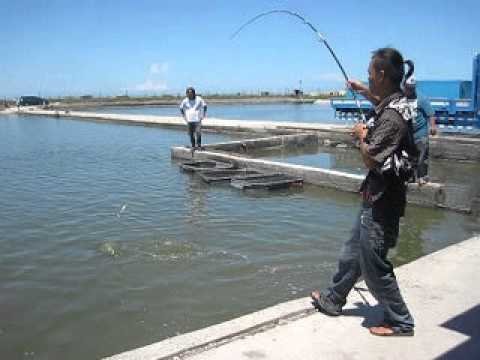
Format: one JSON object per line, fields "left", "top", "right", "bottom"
{"left": 231, "top": 9, "right": 366, "bottom": 123}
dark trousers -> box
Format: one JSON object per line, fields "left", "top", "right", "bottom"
{"left": 187, "top": 122, "right": 201, "bottom": 147}
{"left": 415, "top": 137, "right": 429, "bottom": 179}
{"left": 328, "top": 203, "right": 414, "bottom": 330}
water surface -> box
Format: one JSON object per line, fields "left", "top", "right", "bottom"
{"left": 86, "top": 102, "right": 342, "bottom": 124}
{"left": 1, "top": 113, "right": 479, "bottom": 359}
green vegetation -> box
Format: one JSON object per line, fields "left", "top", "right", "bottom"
{"left": 39, "top": 91, "right": 336, "bottom": 109}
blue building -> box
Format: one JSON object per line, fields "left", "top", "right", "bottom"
{"left": 331, "top": 54, "right": 480, "bottom": 129}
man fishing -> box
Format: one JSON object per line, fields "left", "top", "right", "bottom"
{"left": 311, "top": 48, "right": 416, "bottom": 337}
{"left": 179, "top": 87, "right": 207, "bottom": 149}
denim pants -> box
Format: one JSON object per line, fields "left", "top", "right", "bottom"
{"left": 187, "top": 122, "right": 202, "bottom": 147}
{"left": 328, "top": 203, "right": 414, "bottom": 329}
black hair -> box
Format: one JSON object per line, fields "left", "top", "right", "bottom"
{"left": 186, "top": 87, "right": 196, "bottom": 95}
{"left": 371, "top": 48, "right": 406, "bottom": 89}
{"left": 404, "top": 59, "right": 415, "bottom": 81}
{"left": 403, "top": 59, "right": 417, "bottom": 99}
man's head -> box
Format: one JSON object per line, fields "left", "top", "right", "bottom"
{"left": 186, "top": 87, "right": 196, "bottom": 100}
{"left": 368, "top": 48, "right": 405, "bottom": 99}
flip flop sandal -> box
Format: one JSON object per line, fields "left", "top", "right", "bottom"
{"left": 310, "top": 290, "right": 342, "bottom": 316}
{"left": 369, "top": 325, "right": 414, "bottom": 337}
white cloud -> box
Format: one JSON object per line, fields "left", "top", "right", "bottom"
{"left": 316, "top": 73, "right": 344, "bottom": 82}
{"left": 135, "top": 79, "right": 168, "bottom": 91}
{"left": 131, "top": 62, "right": 171, "bottom": 92}
{"left": 149, "top": 62, "right": 169, "bottom": 74}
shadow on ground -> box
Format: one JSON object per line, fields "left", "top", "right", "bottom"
{"left": 436, "top": 304, "right": 480, "bottom": 359}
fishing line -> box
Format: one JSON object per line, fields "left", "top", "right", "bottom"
{"left": 231, "top": 9, "right": 366, "bottom": 123}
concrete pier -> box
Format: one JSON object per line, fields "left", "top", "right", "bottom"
{"left": 105, "top": 235, "right": 480, "bottom": 360}
{"left": 170, "top": 144, "right": 465, "bottom": 212}
{"left": 17, "top": 109, "right": 480, "bottom": 161}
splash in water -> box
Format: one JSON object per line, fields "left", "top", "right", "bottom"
{"left": 116, "top": 203, "right": 127, "bottom": 218}
{"left": 99, "top": 242, "right": 118, "bottom": 257}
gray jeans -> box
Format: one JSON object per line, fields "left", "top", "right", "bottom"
{"left": 187, "top": 122, "right": 202, "bottom": 147}
{"left": 415, "top": 137, "right": 429, "bottom": 179}
{"left": 328, "top": 203, "right": 414, "bottom": 330}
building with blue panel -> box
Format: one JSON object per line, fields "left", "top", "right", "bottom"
{"left": 416, "top": 80, "right": 471, "bottom": 100}
{"left": 473, "top": 53, "right": 480, "bottom": 118}
{"left": 331, "top": 54, "right": 480, "bottom": 129}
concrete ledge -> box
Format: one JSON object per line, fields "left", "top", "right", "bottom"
{"left": 19, "top": 109, "right": 347, "bottom": 134}
{"left": 171, "top": 147, "right": 454, "bottom": 211}
{"left": 204, "top": 134, "right": 319, "bottom": 153}
{"left": 105, "top": 236, "right": 480, "bottom": 359}
{"left": 105, "top": 298, "right": 315, "bottom": 360}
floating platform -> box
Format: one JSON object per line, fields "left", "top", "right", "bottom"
{"left": 230, "top": 174, "right": 304, "bottom": 190}
{"left": 196, "top": 169, "right": 261, "bottom": 183}
{"left": 180, "top": 160, "right": 236, "bottom": 173}
{"left": 180, "top": 160, "right": 304, "bottom": 190}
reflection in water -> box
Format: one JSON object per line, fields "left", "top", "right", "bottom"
{"left": 393, "top": 206, "right": 445, "bottom": 266}
{"left": 254, "top": 144, "right": 365, "bottom": 175}
{"left": 185, "top": 176, "right": 208, "bottom": 227}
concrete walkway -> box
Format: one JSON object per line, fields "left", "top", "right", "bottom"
{"left": 18, "top": 109, "right": 350, "bottom": 134}
{"left": 106, "top": 236, "right": 480, "bottom": 360}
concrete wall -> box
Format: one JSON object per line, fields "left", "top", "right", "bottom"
{"left": 430, "top": 136, "right": 480, "bottom": 161}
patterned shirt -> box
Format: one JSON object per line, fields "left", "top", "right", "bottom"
{"left": 362, "top": 92, "right": 410, "bottom": 218}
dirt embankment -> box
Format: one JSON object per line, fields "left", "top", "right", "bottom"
{"left": 47, "top": 96, "right": 323, "bottom": 110}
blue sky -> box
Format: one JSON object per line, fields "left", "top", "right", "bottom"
{"left": 1, "top": 0, "right": 479, "bottom": 98}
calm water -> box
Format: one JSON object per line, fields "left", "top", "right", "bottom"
{"left": 87, "top": 102, "right": 345, "bottom": 124}
{"left": 1, "top": 111, "right": 479, "bottom": 359}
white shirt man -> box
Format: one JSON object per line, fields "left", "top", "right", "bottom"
{"left": 179, "top": 87, "right": 207, "bottom": 148}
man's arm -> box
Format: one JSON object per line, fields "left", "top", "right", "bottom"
{"left": 353, "top": 110, "right": 407, "bottom": 171}
{"left": 420, "top": 96, "right": 437, "bottom": 135}
{"left": 429, "top": 116, "right": 437, "bottom": 135}
{"left": 352, "top": 123, "right": 377, "bottom": 169}
{"left": 200, "top": 97, "right": 207, "bottom": 121}
{"left": 179, "top": 100, "right": 188, "bottom": 123}
{"left": 347, "top": 80, "right": 381, "bottom": 106}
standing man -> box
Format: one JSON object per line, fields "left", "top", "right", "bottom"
{"left": 404, "top": 75, "right": 436, "bottom": 184}
{"left": 311, "top": 48, "right": 416, "bottom": 337}
{"left": 179, "top": 87, "right": 207, "bottom": 149}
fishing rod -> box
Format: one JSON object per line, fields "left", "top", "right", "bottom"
{"left": 231, "top": 9, "right": 366, "bottom": 123}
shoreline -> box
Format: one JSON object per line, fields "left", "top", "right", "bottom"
{"left": 64, "top": 97, "right": 321, "bottom": 109}
{"left": 58, "top": 97, "right": 323, "bottom": 110}
{"left": 2, "top": 96, "right": 331, "bottom": 111}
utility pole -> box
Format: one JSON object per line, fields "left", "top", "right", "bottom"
{"left": 299, "top": 80, "right": 304, "bottom": 103}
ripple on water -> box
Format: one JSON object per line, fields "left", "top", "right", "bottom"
{"left": 97, "top": 239, "right": 205, "bottom": 262}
